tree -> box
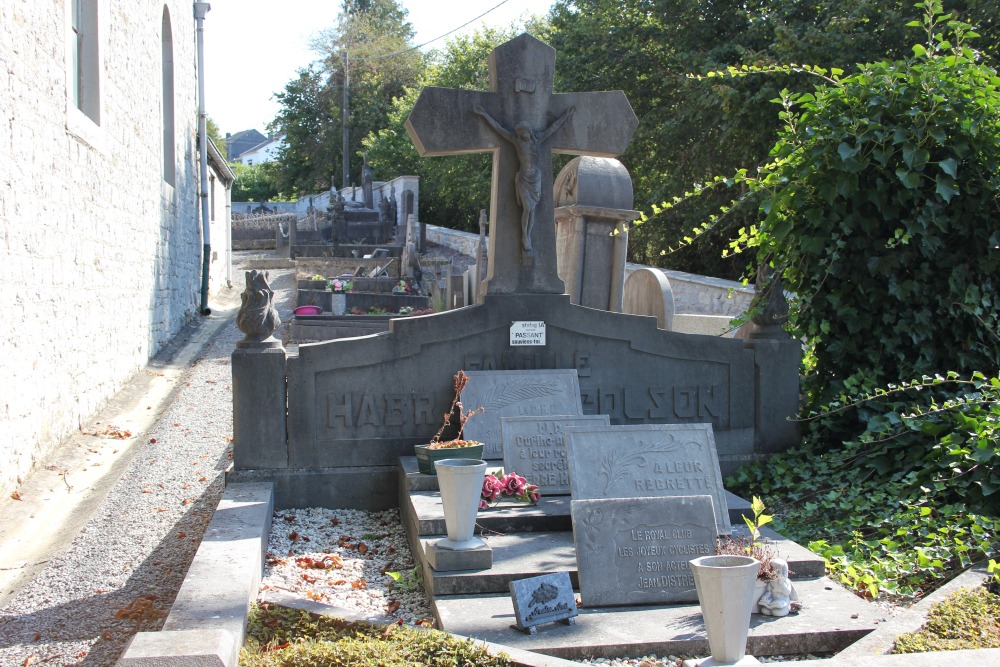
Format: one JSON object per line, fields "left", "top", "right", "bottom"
{"left": 548, "top": 0, "right": 999, "bottom": 279}
{"left": 270, "top": 0, "right": 424, "bottom": 196}
{"left": 363, "top": 20, "right": 549, "bottom": 231}
{"left": 231, "top": 162, "right": 283, "bottom": 203}
{"left": 661, "top": 2, "right": 1000, "bottom": 412}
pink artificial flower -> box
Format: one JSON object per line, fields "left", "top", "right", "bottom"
{"left": 479, "top": 499, "right": 489, "bottom": 510}
{"left": 503, "top": 473, "right": 526, "bottom": 496}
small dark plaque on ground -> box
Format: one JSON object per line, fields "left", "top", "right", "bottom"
{"left": 500, "top": 414, "right": 610, "bottom": 494}
{"left": 462, "top": 370, "right": 583, "bottom": 459}
{"left": 509, "top": 571, "right": 578, "bottom": 634}
{"left": 571, "top": 495, "right": 718, "bottom": 607}
{"left": 565, "top": 423, "right": 732, "bottom": 534}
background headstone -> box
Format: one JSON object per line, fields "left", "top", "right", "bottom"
{"left": 565, "top": 423, "right": 732, "bottom": 534}
{"left": 623, "top": 267, "right": 675, "bottom": 331}
{"left": 500, "top": 414, "right": 610, "bottom": 495}
{"left": 461, "top": 370, "right": 583, "bottom": 459}
{"left": 571, "top": 495, "right": 718, "bottom": 606}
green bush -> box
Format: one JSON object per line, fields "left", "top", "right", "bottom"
{"left": 241, "top": 604, "right": 511, "bottom": 667}
{"left": 728, "top": 373, "right": 1000, "bottom": 599}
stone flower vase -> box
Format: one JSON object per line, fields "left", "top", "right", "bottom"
{"left": 689, "top": 555, "right": 761, "bottom": 664}
{"left": 434, "top": 458, "right": 487, "bottom": 550}
{"left": 331, "top": 292, "right": 347, "bottom": 316}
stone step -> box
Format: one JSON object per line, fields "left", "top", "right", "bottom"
{"left": 417, "top": 528, "right": 826, "bottom": 597}
{"left": 431, "top": 576, "right": 878, "bottom": 661}
{"left": 401, "top": 457, "right": 754, "bottom": 536}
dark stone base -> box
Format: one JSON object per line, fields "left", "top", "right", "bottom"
{"left": 226, "top": 466, "right": 397, "bottom": 510}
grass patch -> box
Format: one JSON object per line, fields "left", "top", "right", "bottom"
{"left": 241, "top": 604, "right": 512, "bottom": 667}
{"left": 892, "top": 586, "right": 1000, "bottom": 653}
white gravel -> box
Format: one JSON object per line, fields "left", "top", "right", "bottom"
{"left": 260, "top": 507, "right": 432, "bottom": 624}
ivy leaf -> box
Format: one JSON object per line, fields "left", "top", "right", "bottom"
{"left": 895, "top": 169, "right": 921, "bottom": 189}
{"left": 935, "top": 175, "right": 959, "bottom": 202}
{"left": 938, "top": 158, "right": 959, "bottom": 178}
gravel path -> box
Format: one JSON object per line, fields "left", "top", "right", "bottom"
{"left": 0, "top": 261, "right": 296, "bottom": 666}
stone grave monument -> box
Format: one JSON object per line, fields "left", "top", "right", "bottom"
{"left": 229, "top": 32, "right": 878, "bottom": 662}
{"left": 231, "top": 31, "right": 799, "bottom": 512}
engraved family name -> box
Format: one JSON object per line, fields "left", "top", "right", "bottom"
{"left": 566, "top": 423, "right": 732, "bottom": 534}
{"left": 500, "top": 414, "right": 610, "bottom": 494}
{"left": 571, "top": 496, "right": 718, "bottom": 606}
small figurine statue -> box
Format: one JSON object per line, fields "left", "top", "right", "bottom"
{"left": 236, "top": 270, "right": 281, "bottom": 348}
{"left": 758, "top": 558, "right": 793, "bottom": 617}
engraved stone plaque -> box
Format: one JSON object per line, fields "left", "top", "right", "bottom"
{"left": 565, "top": 423, "right": 731, "bottom": 534}
{"left": 509, "top": 571, "right": 578, "bottom": 634}
{"left": 571, "top": 495, "right": 718, "bottom": 606}
{"left": 500, "top": 414, "right": 610, "bottom": 494}
{"left": 462, "top": 370, "right": 583, "bottom": 459}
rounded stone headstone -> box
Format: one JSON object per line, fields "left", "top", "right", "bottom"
{"left": 623, "top": 267, "right": 675, "bottom": 331}
{"left": 554, "top": 156, "right": 634, "bottom": 210}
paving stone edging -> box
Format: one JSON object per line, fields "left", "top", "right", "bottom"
{"left": 116, "top": 482, "right": 274, "bottom": 666}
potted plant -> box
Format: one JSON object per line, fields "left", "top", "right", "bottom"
{"left": 329, "top": 276, "right": 353, "bottom": 316}
{"left": 414, "top": 370, "right": 485, "bottom": 474}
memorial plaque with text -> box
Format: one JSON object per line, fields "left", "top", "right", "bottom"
{"left": 571, "top": 495, "right": 718, "bottom": 606}
{"left": 462, "top": 370, "right": 583, "bottom": 459}
{"left": 565, "top": 423, "right": 731, "bottom": 534}
{"left": 500, "top": 414, "right": 610, "bottom": 494}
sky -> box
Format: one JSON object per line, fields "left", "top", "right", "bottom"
{"left": 203, "top": 0, "right": 555, "bottom": 136}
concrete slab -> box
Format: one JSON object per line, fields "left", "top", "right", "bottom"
{"left": 764, "top": 648, "right": 1000, "bottom": 667}
{"left": 406, "top": 486, "right": 760, "bottom": 540}
{"left": 413, "top": 527, "right": 822, "bottom": 598}
{"left": 432, "top": 577, "right": 878, "bottom": 661}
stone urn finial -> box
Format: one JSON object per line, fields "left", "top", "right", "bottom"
{"left": 236, "top": 270, "right": 282, "bottom": 348}
{"left": 737, "top": 264, "right": 790, "bottom": 340}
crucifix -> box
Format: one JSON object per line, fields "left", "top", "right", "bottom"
{"left": 405, "top": 34, "right": 638, "bottom": 296}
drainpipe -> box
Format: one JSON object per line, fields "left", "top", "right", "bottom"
{"left": 194, "top": 2, "right": 212, "bottom": 315}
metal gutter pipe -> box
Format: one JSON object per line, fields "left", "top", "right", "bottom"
{"left": 194, "top": 2, "right": 212, "bottom": 315}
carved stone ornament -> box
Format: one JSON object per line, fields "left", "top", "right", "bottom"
{"left": 236, "top": 270, "right": 282, "bottom": 348}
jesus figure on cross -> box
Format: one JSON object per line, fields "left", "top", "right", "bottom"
{"left": 473, "top": 104, "right": 576, "bottom": 255}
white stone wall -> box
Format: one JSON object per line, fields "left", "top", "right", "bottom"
{"left": 0, "top": 1, "right": 206, "bottom": 496}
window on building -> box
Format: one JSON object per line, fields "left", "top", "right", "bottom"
{"left": 161, "top": 6, "right": 176, "bottom": 185}
{"left": 70, "top": 0, "right": 100, "bottom": 124}
{"left": 210, "top": 175, "right": 216, "bottom": 221}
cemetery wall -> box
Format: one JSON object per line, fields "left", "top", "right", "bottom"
{"left": 424, "top": 225, "right": 754, "bottom": 317}
{"left": 0, "top": 1, "right": 207, "bottom": 496}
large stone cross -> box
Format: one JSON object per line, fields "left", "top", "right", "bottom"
{"left": 405, "top": 34, "right": 638, "bottom": 295}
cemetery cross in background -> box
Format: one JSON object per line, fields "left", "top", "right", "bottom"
{"left": 406, "top": 34, "right": 638, "bottom": 295}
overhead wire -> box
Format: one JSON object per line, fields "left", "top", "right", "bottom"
{"left": 349, "top": 0, "right": 514, "bottom": 61}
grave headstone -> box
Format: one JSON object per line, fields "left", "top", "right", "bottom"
{"left": 571, "top": 495, "right": 718, "bottom": 606}
{"left": 461, "top": 370, "right": 583, "bottom": 459}
{"left": 565, "top": 423, "right": 732, "bottom": 534}
{"left": 553, "top": 156, "right": 639, "bottom": 312}
{"left": 500, "top": 414, "right": 610, "bottom": 495}
{"left": 509, "top": 572, "right": 578, "bottom": 634}
{"left": 623, "top": 267, "right": 675, "bottom": 330}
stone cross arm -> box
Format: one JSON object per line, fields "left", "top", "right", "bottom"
{"left": 405, "top": 88, "right": 637, "bottom": 158}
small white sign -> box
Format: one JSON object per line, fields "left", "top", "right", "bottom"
{"left": 510, "top": 321, "right": 546, "bottom": 346}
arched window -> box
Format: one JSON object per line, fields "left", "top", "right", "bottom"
{"left": 70, "top": 0, "right": 100, "bottom": 123}
{"left": 161, "top": 6, "right": 175, "bottom": 185}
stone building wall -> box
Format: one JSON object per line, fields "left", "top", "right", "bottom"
{"left": 0, "top": 1, "right": 206, "bottom": 496}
